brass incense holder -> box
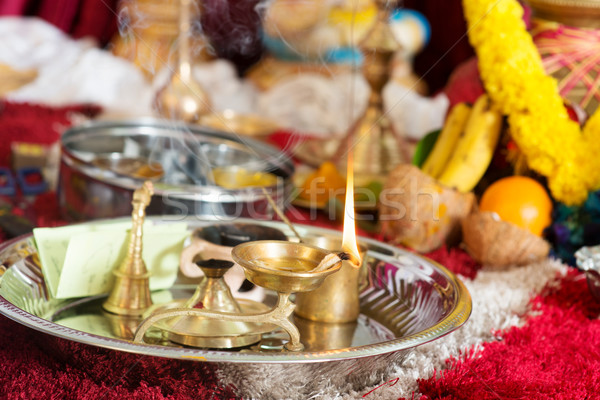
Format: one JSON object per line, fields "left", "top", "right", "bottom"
{"left": 103, "top": 181, "right": 154, "bottom": 316}
{"left": 134, "top": 241, "right": 342, "bottom": 351}
{"left": 333, "top": 0, "right": 407, "bottom": 181}
{"left": 160, "top": 258, "right": 274, "bottom": 348}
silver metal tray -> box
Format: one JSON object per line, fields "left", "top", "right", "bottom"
{"left": 0, "top": 218, "right": 471, "bottom": 397}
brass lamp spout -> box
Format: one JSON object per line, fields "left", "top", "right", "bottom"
{"left": 103, "top": 181, "right": 154, "bottom": 316}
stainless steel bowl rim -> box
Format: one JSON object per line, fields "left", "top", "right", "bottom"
{"left": 60, "top": 118, "right": 294, "bottom": 197}
{"left": 61, "top": 151, "right": 289, "bottom": 203}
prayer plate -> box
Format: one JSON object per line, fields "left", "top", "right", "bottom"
{"left": 0, "top": 218, "right": 471, "bottom": 397}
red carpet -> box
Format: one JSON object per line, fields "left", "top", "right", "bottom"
{"left": 415, "top": 269, "right": 600, "bottom": 400}
{"left": 0, "top": 315, "right": 237, "bottom": 399}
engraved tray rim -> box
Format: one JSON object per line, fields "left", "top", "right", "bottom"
{"left": 0, "top": 218, "right": 472, "bottom": 364}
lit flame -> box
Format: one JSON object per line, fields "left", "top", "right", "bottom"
{"left": 342, "top": 151, "right": 361, "bottom": 267}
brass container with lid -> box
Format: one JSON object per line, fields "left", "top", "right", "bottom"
{"left": 111, "top": 0, "right": 212, "bottom": 78}
{"left": 526, "top": 0, "right": 600, "bottom": 28}
{"left": 526, "top": 0, "right": 600, "bottom": 115}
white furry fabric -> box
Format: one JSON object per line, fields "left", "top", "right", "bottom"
{"left": 0, "top": 17, "right": 153, "bottom": 116}
{"left": 257, "top": 72, "right": 370, "bottom": 137}
{"left": 218, "top": 258, "right": 567, "bottom": 399}
{"left": 383, "top": 82, "right": 449, "bottom": 141}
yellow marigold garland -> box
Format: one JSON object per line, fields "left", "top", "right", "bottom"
{"left": 463, "top": 0, "right": 600, "bottom": 205}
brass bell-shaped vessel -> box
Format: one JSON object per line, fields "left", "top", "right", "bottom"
{"left": 103, "top": 181, "right": 154, "bottom": 316}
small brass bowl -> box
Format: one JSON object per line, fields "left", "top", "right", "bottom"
{"left": 91, "top": 155, "right": 164, "bottom": 180}
{"left": 199, "top": 110, "right": 280, "bottom": 139}
{"left": 212, "top": 166, "right": 279, "bottom": 189}
{"left": 231, "top": 240, "right": 341, "bottom": 293}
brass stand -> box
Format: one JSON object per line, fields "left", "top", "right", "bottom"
{"left": 103, "top": 181, "right": 154, "bottom": 316}
{"left": 134, "top": 241, "right": 342, "bottom": 352}
{"left": 333, "top": 0, "right": 407, "bottom": 182}
{"left": 161, "top": 259, "right": 273, "bottom": 349}
{"left": 134, "top": 291, "right": 302, "bottom": 350}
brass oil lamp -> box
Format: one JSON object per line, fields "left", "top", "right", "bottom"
{"left": 295, "top": 151, "right": 364, "bottom": 323}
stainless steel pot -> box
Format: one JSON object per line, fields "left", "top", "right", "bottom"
{"left": 58, "top": 119, "right": 294, "bottom": 221}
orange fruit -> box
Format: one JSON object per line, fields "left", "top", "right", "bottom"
{"left": 479, "top": 176, "right": 552, "bottom": 237}
{"left": 299, "top": 161, "right": 346, "bottom": 204}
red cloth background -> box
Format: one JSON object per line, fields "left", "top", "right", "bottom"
{"left": 415, "top": 270, "right": 600, "bottom": 400}
{"left": 0, "top": 0, "right": 119, "bottom": 45}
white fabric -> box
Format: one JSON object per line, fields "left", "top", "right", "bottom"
{"left": 0, "top": 17, "right": 154, "bottom": 116}
{"left": 193, "top": 60, "right": 258, "bottom": 115}
{"left": 384, "top": 81, "right": 449, "bottom": 140}
{"left": 257, "top": 72, "right": 369, "bottom": 137}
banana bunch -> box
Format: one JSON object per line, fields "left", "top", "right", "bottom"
{"left": 421, "top": 94, "right": 503, "bottom": 192}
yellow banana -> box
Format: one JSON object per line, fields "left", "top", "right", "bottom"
{"left": 421, "top": 102, "right": 472, "bottom": 178}
{"left": 437, "top": 94, "right": 503, "bottom": 193}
